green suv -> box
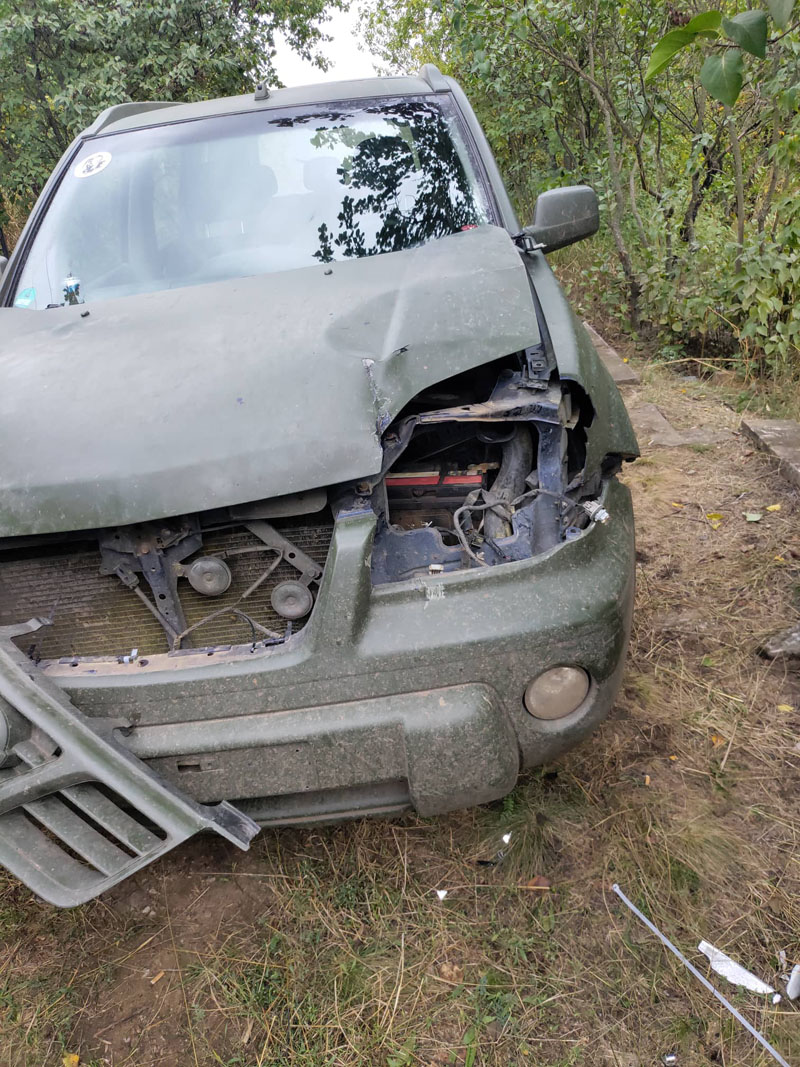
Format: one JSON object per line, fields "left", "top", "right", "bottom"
{"left": 0, "top": 65, "right": 637, "bottom": 906}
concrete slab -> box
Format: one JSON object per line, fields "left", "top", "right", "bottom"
{"left": 741, "top": 417, "right": 800, "bottom": 489}
{"left": 583, "top": 322, "right": 640, "bottom": 385}
{"left": 629, "top": 403, "right": 729, "bottom": 449}
{"left": 629, "top": 403, "right": 683, "bottom": 446}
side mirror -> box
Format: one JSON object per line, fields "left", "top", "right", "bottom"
{"left": 0, "top": 256, "right": 7, "bottom": 276}
{"left": 522, "top": 185, "right": 599, "bottom": 254}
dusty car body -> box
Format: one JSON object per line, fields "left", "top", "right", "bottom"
{"left": 0, "top": 65, "right": 638, "bottom": 906}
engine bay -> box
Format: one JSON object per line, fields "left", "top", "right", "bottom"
{"left": 361, "top": 356, "right": 616, "bottom": 584}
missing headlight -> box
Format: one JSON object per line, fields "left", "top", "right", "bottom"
{"left": 367, "top": 367, "right": 609, "bottom": 584}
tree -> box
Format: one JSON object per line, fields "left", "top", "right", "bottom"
{"left": 0, "top": 0, "right": 342, "bottom": 234}
{"left": 362, "top": 0, "right": 800, "bottom": 372}
{"left": 645, "top": 2, "right": 797, "bottom": 267}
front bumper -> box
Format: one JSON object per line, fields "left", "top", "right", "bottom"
{"left": 0, "top": 478, "right": 634, "bottom": 905}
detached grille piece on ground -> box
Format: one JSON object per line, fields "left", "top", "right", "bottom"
{"left": 0, "top": 618, "right": 259, "bottom": 907}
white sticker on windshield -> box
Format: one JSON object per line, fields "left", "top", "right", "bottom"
{"left": 74, "top": 151, "right": 112, "bottom": 179}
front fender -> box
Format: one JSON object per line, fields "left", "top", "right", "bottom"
{"left": 524, "top": 254, "right": 640, "bottom": 471}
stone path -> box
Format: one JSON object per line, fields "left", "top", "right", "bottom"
{"left": 627, "top": 401, "right": 730, "bottom": 448}
{"left": 741, "top": 417, "right": 800, "bottom": 490}
{"left": 586, "top": 324, "right": 729, "bottom": 448}
{"left": 588, "top": 324, "right": 800, "bottom": 481}
{"left": 584, "top": 322, "right": 640, "bottom": 385}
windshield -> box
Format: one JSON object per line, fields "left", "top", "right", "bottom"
{"left": 11, "top": 97, "right": 492, "bottom": 309}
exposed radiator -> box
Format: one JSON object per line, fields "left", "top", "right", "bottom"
{"left": 0, "top": 521, "right": 333, "bottom": 660}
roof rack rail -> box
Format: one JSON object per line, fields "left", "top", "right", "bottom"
{"left": 418, "top": 63, "right": 450, "bottom": 92}
{"left": 254, "top": 82, "right": 270, "bottom": 101}
{"left": 86, "top": 101, "right": 181, "bottom": 136}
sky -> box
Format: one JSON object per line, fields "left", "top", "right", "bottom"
{"left": 272, "top": 6, "right": 387, "bottom": 88}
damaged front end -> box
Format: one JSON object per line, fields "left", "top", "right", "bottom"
{"left": 0, "top": 222, "right": 637, "bottom": 907}
{"left": 0, "top": 504, "right": 335, "bottom": 906}
{"left": 0, "top": 335, "right": 629, "bottom": 662}
{"left": 0, "top": 341, "right": 631, "bottom": 906}
{"left": 359, "top": 349, "right": 622, "bottom": 585}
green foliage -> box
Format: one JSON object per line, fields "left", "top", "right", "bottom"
{"left": 769, "top": 0, "right": 795, "bottom": 27}
{"left": 647, "top": 5, "right": 778, "bottom": 105}
{"left": 363, "top": 0, "right": 800, "bottom": 377}
{"left": 700, "top": 49, "right": 744, "bottom": 106}
{"left": 733, "top": 194, "right": 800, "bottom": 370}
{"left": 0, "top": 0, "right": 340, "bottom": 221}
{"left": 646, "top": 29, "right": 702, "bottom": 81}
{"left": 722, "top": 10, "right": 768, "bottom": 58}
{"left": 686, "top": 11, "right": 724, "bottom": 34}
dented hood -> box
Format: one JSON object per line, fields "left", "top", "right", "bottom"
{"left": 0, "top": 225, "right": 540, "bottom": 536}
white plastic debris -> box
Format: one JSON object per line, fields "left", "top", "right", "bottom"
{"left": 662, "top": 1054, "right": 678, "bottom": 1066}
{"left": 787, "top": 964, "right": 800, "bottom": 1000}
{"left": 435, "top": 889, "right": 448, "bottom": 901}
{"left": 477, "top": 830, "right": 514, "bottom": 867}
{"left": 697, "top": 940, "right": 775, "bottom": 996}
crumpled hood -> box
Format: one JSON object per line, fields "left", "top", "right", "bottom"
{"left": 0, "top": 225, "right": 540, "bottom": 536}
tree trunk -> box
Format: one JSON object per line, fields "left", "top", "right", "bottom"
{"left": 593, "top": 86, "right": 640, "bottom": 327}
{"left": 628, "top": 169, "right": 648, "bottom": 247}
{"left": 679, "top": 89, "right": 706, "bottom": 244}
{"left": 756, "top": 102, "right": 781, "bottom": 247}
{"left": 724, "top": 106, "right": 745, "bottom": 271}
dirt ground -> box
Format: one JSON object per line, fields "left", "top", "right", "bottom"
{"left": 1, "top": 355, "right": 799, "bottom": 1067}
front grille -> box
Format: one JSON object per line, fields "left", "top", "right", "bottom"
{"left": 0, "top": 636, "right": 259, "bottom": 906}
{"left": 0, "top": 520, "right": 333, "bottom": 660}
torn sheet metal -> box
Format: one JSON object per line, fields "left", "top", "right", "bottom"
{"left": 697, "top": 940, "right": 775, "bottom": 996}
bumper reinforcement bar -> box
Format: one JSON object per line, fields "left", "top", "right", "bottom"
{"left": 0, "top": 618, "right": 260, "bottom": 907}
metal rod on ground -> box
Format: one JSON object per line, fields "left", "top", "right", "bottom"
{"left": 612, "top": 884, "right": 791, "bottom": 1067}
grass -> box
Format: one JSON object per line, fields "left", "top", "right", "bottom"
{"left": 1, "top": 366, "right": 799, "bottom": 1066}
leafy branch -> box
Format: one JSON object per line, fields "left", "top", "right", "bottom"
{"left": 645, "top": 1, "right": 794, "bottom": 107}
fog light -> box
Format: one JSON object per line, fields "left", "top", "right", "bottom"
{"left": 523, "top": 667, "right": 590, "bottom": 720}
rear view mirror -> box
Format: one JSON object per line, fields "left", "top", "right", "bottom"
{"left": 522, "top": 186, "right": 599, "bottom": 254}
